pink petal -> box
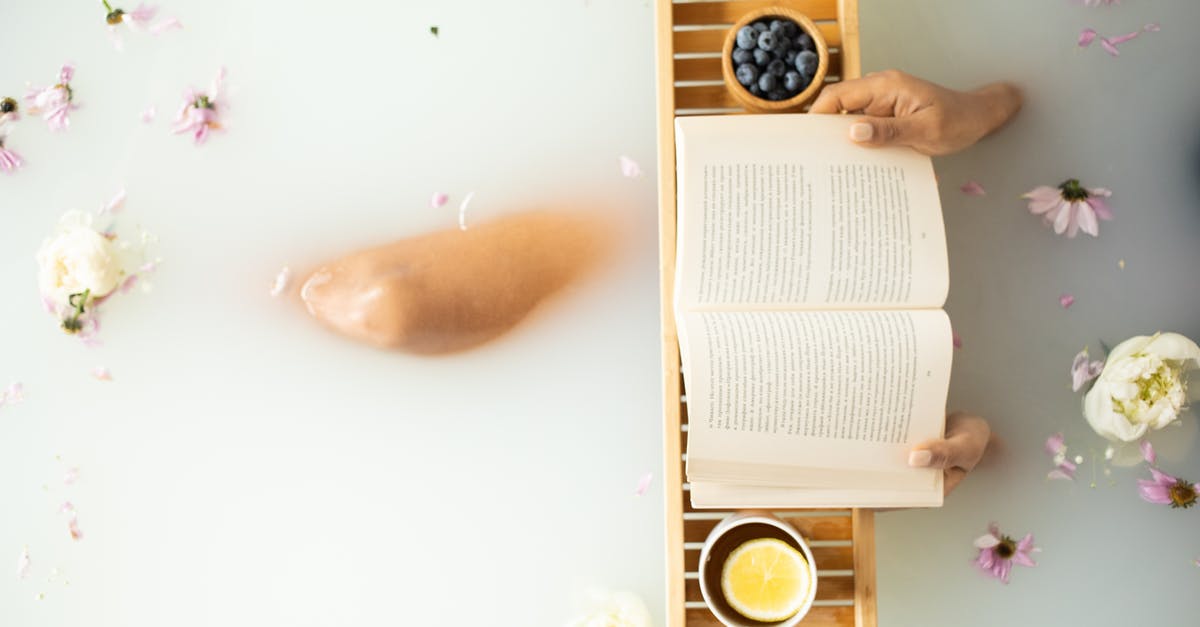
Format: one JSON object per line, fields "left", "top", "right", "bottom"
{"left": 211, "top": 67, "right": 227, "bottom": 101}
{"left": 59, "top": 64, "right": 76, "bottom": 84}
{"left": 141, "top": 106, "right": 157, "bottom": 123}
{"left": 1016, "top": 533, "right": 1036, "bottom": 553}
{"left": 101, "top": 187, "right": 127, "bottom": 215}
{"left": 1144, "top": 23, "right": 1161, "bottom": 32}
{"left": 976, "top": 548, "right": 996, "bottom": 571}
{"left": 68, "top": 518, "right": 83, "bottom": 541}
{"left": 1100, "top": 38, "right": 1120, "bottom": 56}
{"left": 1107, "top": 31, "right": 1140, "bottom": 45}
{"left": 1059, "top": 293, "right": 1075, "bottom": 309}
{"left": 458, "top": 191, "right": 474, "bottom": 231}
{"left": 1149, "top": 467, "right": 1177, "bottom": 487}
{"left": 16, "top": 547, "right": 30, "bottom": 578}
{"left": 59, "top": 502, "right": 76, "bottom": 516}
{"left": 128, "top": 3, "right": 158, "bottom": 22}
{"left": 1141, "top": 440, "right": 1157, "bottom": 465}
{"left": 1078, "top": 28, "right": 1098, "bottom": 47}
{"left": 1076, "top": 202, "right": 1100, "bottom": 237}
{"left": 635, "top": 472, "right": 653, "bottom": 496}
{"left": 960, "top": 180, "right": 986, "bottom": 196}
{"left": 1011, "top": 551, "right": 1036, "bottom": 568}
{"left": 150, "top": 17, "right": 182, "bottom": 34}
{"left": 619, "top": 155, "right": 642, "bottom": 178}
{"left": 1052, "top": 201, "right": 1073, "bottom": 235}
{"left": 430, "top": 192, "right": 449, "bottom": 209}
{"left": 1086, "top": 196, "right": 1113, "bottom": 220}
{"left": 119, "top": 274, "right": 139, "bottom": 294}
{"left": 1138, "top": 479, "right": 1172, "bottom": 504}
{"left": 996, "top": 560, "right": 1012, "bottom": 584}
{"left": 1045, "top": 433, "right": 1066, "bottom": 456}
{"left": 269, "top": 266, "right": 291, "bottom": 298}
{"left": 0, "top": 381, "right": 24, "bottom": 407}
{"left": 64, "top": 467, "right": 80, "bottom": 485}
{"left": 91, "top": 367, "right": 112, "bottom": 381}
{"left": 953, "top": 332, "right": 962, "bottom": 349}
{"left": 1047, "top": 468, "right": 1074, "bottom": 481}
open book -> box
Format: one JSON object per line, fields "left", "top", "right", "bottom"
{"left": 674, "top": 114, "right": 952, "bottom": 509}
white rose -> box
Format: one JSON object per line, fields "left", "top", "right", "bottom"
{"left": 36, "top": 211, "right": 123, "bottom": 307}
{"left": 1084, "top": 333, "right": 1200, "bottom": 442}
{"left": 565, "top": 589, "right": 652, "bottom": 627}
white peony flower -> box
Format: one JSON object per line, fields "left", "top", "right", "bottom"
{"left": 565, "top": 589, "right": 653, "bottom": 627}
{"left": 1084, "top": 333, "right": 1200, "bottom": 442}
{"left": 36, "top": 210, "right": 123, "bottom": 307}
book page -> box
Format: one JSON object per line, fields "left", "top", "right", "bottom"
{"left": 689, "top": 480, "right": 943, "bottom": 509}
{"left": 674, "top": 114, "right": 948, "bottom": 312}
{"left": 681, "top": 309, "right": 951, "bottom": 491}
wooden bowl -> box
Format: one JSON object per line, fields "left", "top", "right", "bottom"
{"left": 721, "top": 7, "right": 830, "bottom": 113}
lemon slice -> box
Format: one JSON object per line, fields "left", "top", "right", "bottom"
{"left": 720, "top": 538, "right": 811, "bottom": 622}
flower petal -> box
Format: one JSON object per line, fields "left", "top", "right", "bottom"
{"left": 1059, "top": 293, "right": 1075, "bottom": 309}
{"left": 91, "top": 367, "right": 112, "bottom": 381}
{"left": 430, "top": 192, "right": 448, "bottom": 209}
{"left": 960, "top": 180, "right": 986, "bottom": 196}
{"left": 1076, "top": 202, "right": 1100, "bottom": 237}
{"left": 1078, "top": 28, "right": 1098, "bottom": 47}
{"left": 458, "top": 191, "right": 475, "bottom": 231}
{"left": 952, "top": 332, "right": 962, "bottom": 349}
{"left": 1138, "top": 479, "right": 1172, "bottom": 504}
{"left": 1045, "top": 433, "right": 1066, "bottom": 456}
{"left": 270, "top": 266, "right": 291, "bottom": 298}
{"left": 1100, "top": 38, "right": 1120, "bottom": 56}
{"left": 619, "top": 155, "right": 642, "bottom": 178}
{"left": 1086, "top": 196, "right": 1113, "bottom": 221}
{"left": 16, "top": 547, "right": 30, "bottom": 578}
{"left": 1141, "top": 440, "right": 1156, "bottom": 465}
{"left": 974, "top": 533, "right": 1001, "bottom": 549}
{"left": 1107, "top": 31, "right": 1140, "bottom": 45}
{"left": 140, "top": 106, "right": 157, "bottom": 123}
{"left": 635, "top": 472, "right": 653, "bottom": 496}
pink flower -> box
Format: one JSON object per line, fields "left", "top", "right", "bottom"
{"left": 960, "top": 180, "right": 986, "bottom": 196}
{"left": 1023, "top": 179, "right": 1112, "bottom": 238}
{"left": 1070, "top": 347, "right": 1104, "bottom": 392}
{"left": 1059, "top": 293, "right": 1075, "bottom": 309}
{"left": 1078, "top": 28, "right": 1098, "bottom": 47}
{"left": 1044, "top": 433, "right": 1078, "bottom": 481}
{"left": 1, "top": 96, "right": 22, "bottom": 129}
{"left": 0, "top": 137, "right": 22, "bottom": 174}
{"left": 25, "top": 64, "right": 78, "bottom": 132}
{"left": 1137, "top": 467, "right": 1199, "bottom": 509}
{"left": 104, "top": 2, "right": 181, "bottom": 49}
{"left": 973, "top": 523, "right": 1038, "bottom": 584}
{"left": 431, "top": 192, "right": 449, "bottom": 209}
{"left": 173, "top": 68, "right": 225, "bottom": 145}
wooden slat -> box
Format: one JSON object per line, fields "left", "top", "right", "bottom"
{"left": 686, "top": 605, "right": 855, "bottom": 626}
{"left": 671, "top": 22, "right": 843, "bottom": 54}
{"left": 683, "top": 514, "right": 853, "bottom": 541}
{"left": 686, "top": 575, "right": 855, "bottom": 602}
{"left": 655, "top": 0, "right": 686, "bottom": 625}
{"left": 852, "top": 509, "right": 876, "bottom": 627}
{"left": 837, "top": 0, "right": 861, "bottom": 80}
{"left": 674, "top": 84, "right": 738, "bottom": 110}
{"left": 684, "top": 543, "right": 855, "bottom": 571}
{"left": 675, "top": 51, "right": 843, "bottom": 82}
{"left": 673, "top": 0, "right": 839, "bottom": 25}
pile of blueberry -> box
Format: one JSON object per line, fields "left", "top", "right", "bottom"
{"left": 731, "top": 18, "right": 819, "bottom": 102}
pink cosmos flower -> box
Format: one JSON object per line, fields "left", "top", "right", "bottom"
{"left": 173, "top": 68, "right": 226, "bottom": 145}
{"left": 1137, "top": 441, "right": 1198, "bottom": 508}
{"left": 25, "top": 64, "right": 78, "bottom": 132}
{"left": 1045, "top": 433, "right": 1077, "bottom": 481}
{"left": 104, "top": 2, "right": 182, "bottom": 49}
{"left": 1023, "top": 179, "right": 1112, "bottom": 238}
{"left": 973, "top": 523, "right": 1038, "bottom": 584}
{"left": 1070, "top": 347, "right": 1104, "bottom": 392}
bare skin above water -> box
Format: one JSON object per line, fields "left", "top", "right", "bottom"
{"left": 300, "top": 210, "right": 614, "bottom": 354}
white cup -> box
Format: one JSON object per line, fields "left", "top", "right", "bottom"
{"left": 697, "top": 511, "right": 819, "bottom": 627}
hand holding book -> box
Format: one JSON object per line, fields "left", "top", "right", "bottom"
{"left": 908, "top": 412, "right": 992, "bottom": 496}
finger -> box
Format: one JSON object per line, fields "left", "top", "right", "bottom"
{"left": 908, "top": 432, "right": 982, "bottom": 472}
{"left": 944, "top": 467, "right": 968, "bottom": 496}
{"left": 808, "top": 76, "right": 886, "bottom": 114}
{"left": 848, "top": 116, "right": 919, "bottom": 148}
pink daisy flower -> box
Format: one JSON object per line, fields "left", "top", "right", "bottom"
{"left": 103, "top": 2, "right": 182, "bottom": 49}
{"left": 0, "top": 96, "right": 20, "bottom": 129}
{"left": 1023, "top": 179, "right": 1112, "bottom": 238}
{"left": 173, "top": 68, "right": 226, "bottom": 145}
{"left": 1138, "top": 443, "right": 1199, "bottom": 509}
{"left": 25, "top": 64, "right": 78, "bottom": 132}
{"left": 973, "top": 523, "right": 1039, "bottom": 583}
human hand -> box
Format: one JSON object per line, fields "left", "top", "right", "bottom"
{"left": 908, "top": 411, "right": 992, "bottom": 496}
{"left": 809, "top": 70, "right": 1022, "bottom": 156}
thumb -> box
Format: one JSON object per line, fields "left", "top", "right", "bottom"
{"left": 908, "top": 438, "right": 971, "bottom": 471}
{"left": 848, "top": 117, "right": 915, "bottom": 148}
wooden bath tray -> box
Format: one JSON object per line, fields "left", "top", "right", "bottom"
{"left": 653, "top": 1, "right": 874, "bottom": 626}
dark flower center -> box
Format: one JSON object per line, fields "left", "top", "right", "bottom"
{"left": 0, "top": 97, "right": 16, "bottom": 114}
{"left": 1058, "top": 178, "right": 1090, "bottom": 202}
{"left": 1169, "top": 479, "right": 1197, "bottom": 509}
{"left": 995, "top": 536, "right": 1016, "bottom": 559}
{"left": 106, "top": 9, "right": 125, "bottom": 25}
{"left": 195, "top": 95, "right": 214, "bottom": 110}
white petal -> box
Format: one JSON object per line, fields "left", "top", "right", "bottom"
{"left": 973, "top": 533, "right": 1001, "bottom": 549}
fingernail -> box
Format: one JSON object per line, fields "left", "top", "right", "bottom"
{"left": 908, "top": 450, "right": 933, "bottom": 467}
{"left": 850, "top": 122, "right": 873, "bottom": 142}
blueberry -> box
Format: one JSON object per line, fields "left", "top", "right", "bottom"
{"left": 769, "top": 19, "right": 784, "bottom": 34}
{"left": 735, "top": 63, "right": 759, "bottom": 87}
{"left": 768, "top": 89, "right": 788, "bottom": 101}
{"left": 782, "top": 21, "right": 799, "bottom": 38}
{"left": 750, "top": 84, "right": 764, "bottom": 97}
{"left": 774, "top": 35, "right": 791, "bottom": 52}
{"left": 756, "top": 31, "right": 776, "bottom": 52}
{"left": 784, "top": 71, "right": 803, "bottom": 92}
{"left": 753, "top": 48, "right": 771, "bottom": 66}
{"left": 795, "top": 49, "right": 818, "bottom": 77}
{"left": 757, "top": 72, "right": 776, "bottom": 92}
{"left": 732, "top": 48, "right": 753, "bottom": 65}
{"left": 785, "top": 49, "right": 797, "bottom": 64}
{"left": 767, "top": 59, "right": 786, "bottom": 77}
{"left": 735, "top": 26, "right": 757, "bottom": 51}
{"left": 795, "top": 33, "right": 815, "bottom": 51}
{"left": 752, "top": 21, "right": 768, "bottom": 33}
